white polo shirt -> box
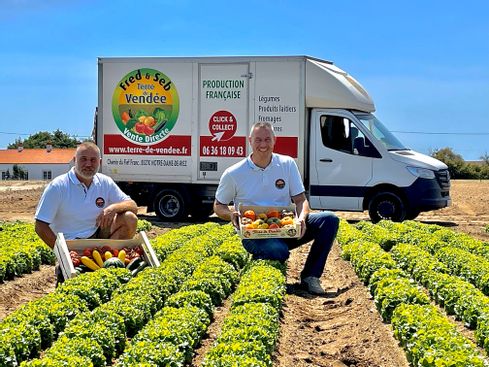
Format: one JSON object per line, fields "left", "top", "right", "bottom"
{"left": 215, "top": 153, "right": 305, "bottom": 209}
{"left": 34, "top": 168, "right": 131, "bottom": 239}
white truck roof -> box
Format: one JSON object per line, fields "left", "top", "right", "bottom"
{"left": 306, "top": 58, "right": 375, "bottom": 112}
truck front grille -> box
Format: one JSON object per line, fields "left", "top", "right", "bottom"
{"left": 435, "top": 169, "right": 450, "bottom": 192}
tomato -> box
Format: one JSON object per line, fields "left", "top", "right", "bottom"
{"left": 280, "top": 217, "right": 294, "bottom": 226}
{"left": 83, "top": 248, "right": 93, "bottom": 257}
{"left": 266, "top": 210, "right": 280, "bottom": 219}
{"left": 269, "top": 223, "right": 280, "bottom": 229}
{"left": 243, "top": 210, "right": 256, "bottom": 221}
{"left": 134, "top": 246, "right": 144, "bottom": 255}
{"left": 112, "top": 248, "right": 119, "bottom": 257}
{"left": 100, "top": 245, "right": 113, "bottom": 254}
{"left": 143, "top": 124, "right": 154, "bottom": 136}
{"left": 135, "top": 122, "right": 146, "bottom": 134}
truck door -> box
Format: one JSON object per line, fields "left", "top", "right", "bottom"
{"left": 198, "top": 63, "right": 250, "bottom": 181}
{"left": 309, "top": 110, "right": 379, "bottom": 210}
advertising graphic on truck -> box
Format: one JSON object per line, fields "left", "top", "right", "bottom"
{"left": 96, "top": 56, "right": 450, "bottom": 222}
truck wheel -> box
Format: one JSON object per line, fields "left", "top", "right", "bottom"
{"left": 368, "top": 191, "right": 406, "bottom": 223}
{"left": 154, "top": 189, "right": 188, "bottom": 221}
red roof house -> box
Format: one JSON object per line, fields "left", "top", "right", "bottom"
{"left": 0, "top": 147, "right": 75, "bottom": 180}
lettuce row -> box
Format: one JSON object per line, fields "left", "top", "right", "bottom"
{"left": 392, "top": 304, "right": 487, "bottom": 367}
{"left": 201, "top": 260, "right": 286, "bottom": 367}
{"left": 1, "top": 223, "right": 220, "bottom": 366}
{"left": 116, "top": 236, "right": 248, "bottom": 366}
{"left": 0, "top": 221, "right": 56, "bottom": 282}
{"left": 19, "top": 224, "right": 234, "bottom": 367}
{"left": 391, "top": 242, "right": 489, "bottom": 352}
{"left": 1, "top": 268, "right": 129, "bottom": 366}
{"left": 338, "top": 221, "right": 488, "bottom": 366}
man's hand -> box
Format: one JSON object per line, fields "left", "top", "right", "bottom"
{"left": 298, "top": 216, "right": 307, "bottom": 238}
{"left": 292, "top": 192, "right": 310, "bottom": 239}
{"left": 230, "top": 210, "right": 240, "bottom": 229}
{"left": 214, "top": 200, "right": 239, "bottom": 229}
{"left": 96, "top": 205, "right": 117, "bottom": 229}
{"left": 96, "top": 200, "right": 138, "bottom": 230}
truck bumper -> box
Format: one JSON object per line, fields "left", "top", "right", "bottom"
{"left": 403, "top": 177, "right": 451, "bottom": 211}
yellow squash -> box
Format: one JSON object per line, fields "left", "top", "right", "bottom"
{"left": 81, "top": 256, "right": 100, "bottom": 271}
{"left": 92, "top": 250, "right": 104, "bottom": 268}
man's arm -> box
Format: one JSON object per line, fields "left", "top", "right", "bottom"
{"left": 213, "top": 200, "right": 240, "bottom": 229}
{"left": 97, "top": 199, "right": 138, "bottom": 229}
{"left": 292, "top": 192, "right": 310, "bottom": 237}
{"left": 35, "top": 220, "right": 57, "bottom": 249}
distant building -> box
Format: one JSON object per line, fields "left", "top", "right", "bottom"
{"left": 0, "top": 147, "right": 75, "bottom": 180}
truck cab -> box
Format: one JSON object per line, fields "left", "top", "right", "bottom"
{"left": 308, "top": 109, "right": 451, "bottom": 222}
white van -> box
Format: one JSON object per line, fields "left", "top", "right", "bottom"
{"left": 96, "top": 55, "right": 450, "bottom": 222}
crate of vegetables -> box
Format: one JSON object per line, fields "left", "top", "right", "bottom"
{"left": 54, "top": 231, "right": 160, "bottom": 280}
{"left": 238, "top": 204, "right": 301, "bottom": 239}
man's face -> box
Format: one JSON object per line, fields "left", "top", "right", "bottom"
{"left": 249, "top": 126, "right": 275, "bottom": 158}
{"left": 74, "top": 146, "right": 100, "bottom": 181}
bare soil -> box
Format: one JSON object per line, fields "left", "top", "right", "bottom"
{"left": 1, "top": 179, "right": 488, "bottom": 366}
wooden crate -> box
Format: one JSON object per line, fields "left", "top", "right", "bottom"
{"left": 238, "top": 204, "right": 301, "bottom": 239}
{"left": 54, "top": 231, "right": 160, "bottom": 280}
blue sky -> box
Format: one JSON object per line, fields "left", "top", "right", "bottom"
{"left": 0, "top": 0, "right": 488, "bottom": 160}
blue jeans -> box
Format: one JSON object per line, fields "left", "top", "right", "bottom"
{"left": 242, "top": 211, "right": 339, "bottom": 279}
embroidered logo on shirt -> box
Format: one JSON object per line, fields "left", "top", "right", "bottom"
{"left": 95, "top": 197, "right": 105, "bottom": 208}
{"left": 275, "top": 179, "right": 286, "bottom": 189}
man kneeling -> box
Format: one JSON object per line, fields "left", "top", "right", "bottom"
{"left": 213, "top": 122, "right": 339, "bottom": 295}
{"left": 34, "top": 142, "right": 138, "bottom": 283}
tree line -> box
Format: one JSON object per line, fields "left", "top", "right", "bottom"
{"left": 431, "top": 148, "right": 489, "bottom": 179}
{"left": 6, "top": 130, "right": 489, "bottom": 179}
{"left": 7, "top": 130, "right": 83, "bottom": 149}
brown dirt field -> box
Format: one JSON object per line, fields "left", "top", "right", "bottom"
{"left": 1, "top": 179, "right": 488, "bottom": 366}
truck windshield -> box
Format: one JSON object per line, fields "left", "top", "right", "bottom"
{"left": 355, "top": 113, "right": 407, "bottom": 151}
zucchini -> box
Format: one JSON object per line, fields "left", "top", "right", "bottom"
{"left": 126, "top": 257, "right": 142, "bottom": 271}
{"left": 78, "top": 264, "right": 90, "bottom": 272}
{"left": 131, "top": 261, "right": 148, "bottom": 277}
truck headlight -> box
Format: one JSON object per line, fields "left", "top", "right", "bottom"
{"left": 407, "top": 166, "right": 436, "bottom": 179}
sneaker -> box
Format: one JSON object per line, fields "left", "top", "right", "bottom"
{"left": 301, "top": 276, "right": 326, "bottom": 295}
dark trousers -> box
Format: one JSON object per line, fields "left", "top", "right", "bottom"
{"left": 242, "top": 211, "right": 339, "bottom": 278}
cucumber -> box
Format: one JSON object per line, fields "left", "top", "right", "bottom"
{"left": 126, "top": 257, "right": 142, "bottom": 271}
{"left": 131, "top": 261, "right": 148, "bottom": 277}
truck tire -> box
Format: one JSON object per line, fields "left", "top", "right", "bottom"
{"left": 368, "top": 191, "right": 406, "bottom": 223}
{"left": 154, "top": 189, "right": 188, "bottom": 221}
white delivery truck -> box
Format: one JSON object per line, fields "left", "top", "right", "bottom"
{"left": 96, "top": 56, "right": 451, "bottom": 222}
